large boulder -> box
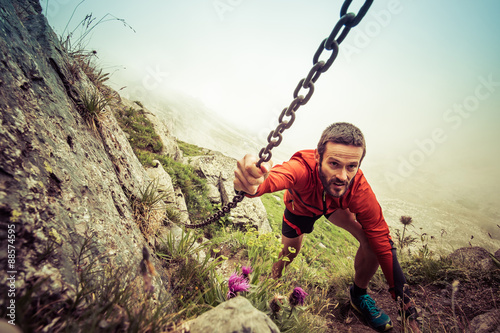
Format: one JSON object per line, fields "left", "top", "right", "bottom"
{"left": 181, "top": 296, "right": 280, "bottom": 333}
{"left": 146, "top": 160, "right": 177, "bottom": 206}
{"left": 188, "top": 154, "right": 272, "bottom": 233}
{"left": 448, "top": 247, "right": 497, "bottom": 272}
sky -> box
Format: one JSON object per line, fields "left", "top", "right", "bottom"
{"left": 41, "top": 1, "right": 500, "bottom": 248}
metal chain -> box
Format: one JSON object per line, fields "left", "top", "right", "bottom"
{"left": 180, "top": 0, "right": 373, "bottom": 229}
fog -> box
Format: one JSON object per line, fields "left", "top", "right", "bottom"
{"left": 42, "top": 0, "right": 500, "bottom": 251}
{"left": 142, "top": 90, "right": 500, "bottom": 253}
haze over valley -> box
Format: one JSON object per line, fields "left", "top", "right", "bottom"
{"left": 128, "top": 90, "right": 500, "bottom": 253}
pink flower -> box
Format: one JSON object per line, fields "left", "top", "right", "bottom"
{"left": 289, "top": 287, "right": 308, "bottom": 306}
{"left": 227, "top": 272, "right": 250, "bottom": 299}
{"left": 241, "top": 265, "right": 253, "bottom": 280}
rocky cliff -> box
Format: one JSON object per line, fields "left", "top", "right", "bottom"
{"left": 0, "top": 0, "right": 271, "bottom": 331}
{"left": 0, "top": 0, "right": 166, "bottom": 323}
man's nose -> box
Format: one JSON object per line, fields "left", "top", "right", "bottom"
{"left": 336, "top": 167, "right": 347, "bottom": 181}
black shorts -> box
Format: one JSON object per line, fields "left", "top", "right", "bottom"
{"left": 282, "top": 208, "right": 332, "bottom": 238}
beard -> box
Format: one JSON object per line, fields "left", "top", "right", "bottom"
{"left": 318, "top": 165, "right": 353, "bottom": 198}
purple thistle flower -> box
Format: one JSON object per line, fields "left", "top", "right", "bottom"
{"left": 227, "top": 272, "right": 250, "bottom": 299}
{"left": 241, "top": 265, "right": 253, "bottom": 281}
{"left": 289, "top": 287, "right": 308, "bottom": 306}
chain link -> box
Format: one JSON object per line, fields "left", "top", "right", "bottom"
{"left": 176, "top": 0, "right": 374, "bottom": 229}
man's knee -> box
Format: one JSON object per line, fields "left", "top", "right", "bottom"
{"left": 329, "top": 208, "right": 356, "bottom": 225}
{"left": 328, "top": 208, "right": 365, "bottom": 242}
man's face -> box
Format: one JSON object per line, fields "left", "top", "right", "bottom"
{"left": 315, "top": 142, "right": 363, "bottom": 198}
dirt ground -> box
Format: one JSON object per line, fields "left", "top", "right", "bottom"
{"left": 328, "top": 279, "right": 500, "bottom": 332}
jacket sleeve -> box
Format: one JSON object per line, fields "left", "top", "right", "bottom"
{"left": 245, "top": 158, "right": 306, "bottom": 198}
{"left": 348, "top": 176, "right": 409, "bottom": 303}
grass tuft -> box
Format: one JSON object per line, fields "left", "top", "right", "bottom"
{"left": 78, "top": 87, "right": 109, "bottom": 131}
{"left": 132, "top": 178, "right": 169, "bottom": 241}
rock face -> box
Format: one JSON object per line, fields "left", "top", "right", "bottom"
{"left": 0, "top": 0, "right": 172, "bottom": 308}
{"left": 183, "top": 296, "right": 280, "bottom": 333}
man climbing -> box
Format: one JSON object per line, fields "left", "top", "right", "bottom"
{"left": 234, "top": 122, "right": 420, "bottom": 332}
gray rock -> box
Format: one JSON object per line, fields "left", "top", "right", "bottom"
{"left": 174, "top": 188, "right": 191, "bottom": 225}
{"left": 448, "top": 247, "right": 497, "bottom": 272}
{"left": 184, "top": 296, "right": 280, "bottom": 333}
{"left": 146, "top": 160, "right": 176, "bottom": 205}
{"left": 188, "top": 154, "right": 271, "bottom": 233}
{"left": 468, "top": 309, "right": 500, "bottom": 333}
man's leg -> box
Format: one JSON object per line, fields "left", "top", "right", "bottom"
{"left": 327, "top": 208, "right": 379, "bottom": 287}
{"left": 328, "top": 208, "right": 392, "bottom": 331}
{"left": 271, "top": 234, "right": 303, "bottom": 279}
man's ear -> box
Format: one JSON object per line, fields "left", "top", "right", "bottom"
{"left": 315, "top": 149, "right": 320, "bottom": 164}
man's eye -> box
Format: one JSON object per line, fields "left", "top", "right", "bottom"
{"left": 348, "top": 165, "right": 357, "bottom": 171}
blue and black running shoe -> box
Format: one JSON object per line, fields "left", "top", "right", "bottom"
{"left": 349, "top": 285, "right": 393, "bottom": 332}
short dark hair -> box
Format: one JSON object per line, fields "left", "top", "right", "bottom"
{"left": 317, "top": 122, "right": 366, "bottom": 162}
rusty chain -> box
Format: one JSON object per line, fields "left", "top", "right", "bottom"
{"left": 181, "top": 0, "right": 373, "bottom": 229}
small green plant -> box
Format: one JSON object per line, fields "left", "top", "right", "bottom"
{"left": 78, "top": 88, "right": 109, "bottom": 130}
{"left": 165, "top": 206, "right": 182, "bottom": 224}
{"left": 137, "top": 178, "right": 170, "bottom": 209}
{"left": 156, "top": 229, "right": 209, "bottom": 263}
{"left": 73, "top": 52, "right": 110, "bottom": 88}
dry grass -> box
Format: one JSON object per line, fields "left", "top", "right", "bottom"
{"left": 132, "top": 179, "right": 169, "bottom": 242}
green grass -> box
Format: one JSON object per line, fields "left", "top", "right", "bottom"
{"left": 261, "top": 191, "right": 360, "bottom": 288}
{"left": 115, "top": 106, "right": 163, "bottom": 154}
{"left": 177, "top": 140, "right": 208, "bottom": 157}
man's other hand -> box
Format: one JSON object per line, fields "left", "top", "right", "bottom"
{"left": 402, "top": 302, "right": 421, "bottom": 333}
{"left": 234, "top": 154, "right": 273, "bottom": 195}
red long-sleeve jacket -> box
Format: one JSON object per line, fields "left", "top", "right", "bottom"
{"left": 249, "top": 149, "right": 407, "bottom": 301}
